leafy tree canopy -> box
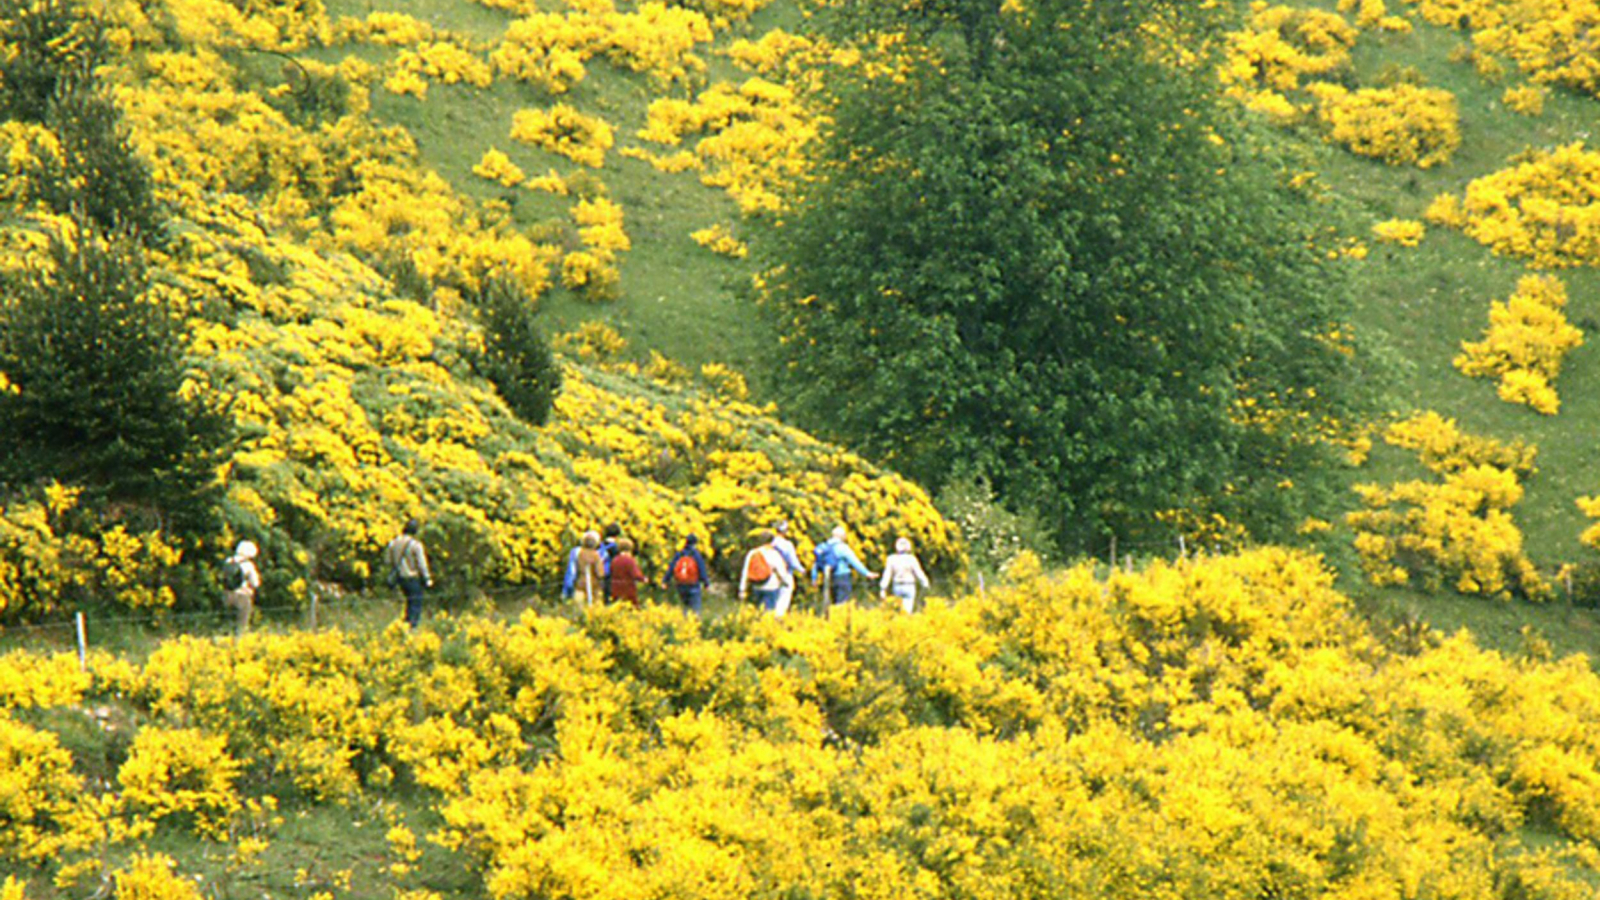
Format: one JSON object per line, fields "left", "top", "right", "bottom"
{"left": 763, "top": 0, "right": 1367, "bottom": 551}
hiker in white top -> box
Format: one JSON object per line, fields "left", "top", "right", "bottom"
{"left": 879, "top": 537, "right": 930, "bottom": 613}
{"left": 222, "top": 540, "right": 262, "bottom": 637}
{"left": 770, "top": 520, "right": 805, "bottom": 617}
{"left": 739, "top": 531, "right": 793, "bottom": 614}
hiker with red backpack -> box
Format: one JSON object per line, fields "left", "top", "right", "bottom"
{"left": 739, "top": 530, "right": 793, "bottom": 613}
{"left": 663, "top": 533, "right": 710, "bottom": 614}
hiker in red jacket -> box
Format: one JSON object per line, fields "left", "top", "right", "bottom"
{"left": 609, "top": 537, "right": 646, "bottom": 608}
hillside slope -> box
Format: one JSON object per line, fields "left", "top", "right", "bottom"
{"left": 0, "top": 0, "right": 955, "bottom": 619}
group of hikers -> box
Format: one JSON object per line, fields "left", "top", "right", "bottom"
{"left": 219, "top": 518, "right": 931, "bottom": 637}
{"left": 563, "top": 520, "right": 932, "bottom": 617}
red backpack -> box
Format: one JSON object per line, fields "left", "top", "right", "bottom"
{"left": 672, "top": 554, "right": 700, "bottom": 585}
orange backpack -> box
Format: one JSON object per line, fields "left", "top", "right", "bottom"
{"left": 672, "top": 554, "right": 700, "bottom": 585}
{"left": 746, "top": 548, "right": 773, "bottom": 583}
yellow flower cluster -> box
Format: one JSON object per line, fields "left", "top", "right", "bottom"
{"left": 1308, "top": 82, "right": 1461, "bottom": 167}
{"left": 118, "top": 727, "right": 242, "bottom": 839}
{"left": 690, "top": 223, "right": 749, "bottom": 258}
{"left": 1346, "top": 412, "right": 1547, "bottom": 597}
{"left": 336, "top": 11, "right": 436, "bottom": 47}
{"left": 1455, "top": 274, "right": 1585, "bottom": 414}
{"left": 152, "top": 0, "right": 329, "bottom": 52}
{"left": 1371, "top": 217, "right": 1425, "bottom": 246}
{"left": 1219, "top": 3, "right": 1358, "bottom": 121}
{"left": 1412, "top": 0, "right": 1600, "bottom": 94}
{"left": 491, "top": 2, "right": 713, "bottom": 93}
{"left": 492, "top": 13, "right": 597, "bottom": 93}
{"left": 1579, "top": 495, "right": 1600, "bottom": 552}
{"left": 511, "top": 105, "right": 614, "bottom": 169}
{"left": 1336, "top": 0, "right": 1413, "bottom": 31}
{"left": 473, "top": 147, "right": 527, "bottom": 187}
{"left": 1502, "top": 84, "right": 1548, "bottom": 115}
{"left": 8, "top": 549, "right": 1600, "bottom": 896}
{"left": 563, "top": 197, "right": 629, "bottom": 300}
{"left": 1427, "top": 143, "right": 1600, "bottom": 267}
{"left": 0, "top": 485, "right": 183, "bottom": 620}
{"left": 384, "top": 41, "right": 494, "bottom": 99}
{"left": 638, "top": 79, "right": 819, "bottom": 213}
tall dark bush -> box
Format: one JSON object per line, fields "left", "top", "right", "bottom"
{"left": 473, "top": 278, "right": 562, "bottom": 427}
{"left": 0, "top": 223, "right": 232, "bottom": 532}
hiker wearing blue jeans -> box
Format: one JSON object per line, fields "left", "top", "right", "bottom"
{"left": 663, "top": 534, "right": 710, "bottom": 614}
{"left": 812, "top": 525, "right": 875, "bottom": 606}
{"left": 384, "top": 519, "right": 432, "bottom": 628}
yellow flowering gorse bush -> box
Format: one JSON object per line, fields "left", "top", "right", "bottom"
{"left": 5, "top": 549, "right": 1600, "bottom": 895}
{"left": 1429, "top": 143, "right": 1600, "bottom": 267}
{"left": 1308, "top": 82, "right": 1461, "bottom": 167}
{"left": 1410, "top": 0, "right": 1600, "bottom": 95}
{"left": 1346, "top": 413, "right": 1547, "bottom": 597}
{"left": 1454, "top": 274, "right": 1585, "bottom": 414}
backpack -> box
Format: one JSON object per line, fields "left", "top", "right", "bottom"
{"left": 746, "top": 548, "right": 773, "bottom": 583}
{"left": 813, "top": 541, "right": 838, "bottom": 576}
{"left": 221, "top": 558, "right": 246, "bottom": 591}
{"left": 672, "top": 553, "right": 700, "bottom": 585}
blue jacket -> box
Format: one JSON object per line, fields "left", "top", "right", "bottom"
{"left": 562, "top": 545, "right": 583, "bottom": 597}
{"left": 811, "top": 537, "right": 871, "bottom": 582}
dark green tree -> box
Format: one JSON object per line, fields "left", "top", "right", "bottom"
{"left": 764, "top": 0, "right": 1365, "bottom": 549}
{"left": 0, "top": 224, "right": 232, "bottom": 532}
{"left": 472, "top": 277, "right": 562, "bottom": 427}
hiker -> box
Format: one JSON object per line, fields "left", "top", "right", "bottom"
{"left": 739, "top": 530, "right": 793, "bottom": 613}
{"left": 812, "top": 525, "right": 875, "bottom": 606}
{"left": 221, "top": 540, "right": 261, "bottom": 638}
{"left": 567, "top": 530, "right": 606, "bottom": 605}
{"left": 770, "top": 520, "right": 805, "bottom": 617}
{"left": 384, "top": 520, "right": 432, "bottom": 628}
{"left": 663, "top": 534, "right": 710, "bottom": 614}
{"left": 880, "top": 537, "right": 931, "bottom": 613}
{"left": 609, "top": 537, "right": 646, "bottom": 608}
{"left": 599, "top": 523, "right": 622, "bottom": 598}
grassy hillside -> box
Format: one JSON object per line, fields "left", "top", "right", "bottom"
{"left": 307, "top": 0, "right": 1600, "bottom": 638}
{"left": 1, "top": 0, "right": 1598, "bottom": 642}
{"left": 328, "top": 0, "right": 1600, "bottom": 569}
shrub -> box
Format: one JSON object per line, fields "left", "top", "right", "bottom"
{"left": 0, "top": 221, "right": 231, "bottom": 530}
{"left": 472, "top": 278, "right": 561, "bottom": 427}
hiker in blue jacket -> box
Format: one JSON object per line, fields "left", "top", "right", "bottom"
{"left": 811, "top": 525, "right": 875, "bottom": 606}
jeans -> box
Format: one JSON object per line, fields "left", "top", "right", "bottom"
{"left": 676, "top": 585, "right": 703, "bottom": 615}
{"left": 890, "top": 582, "right": 917, "bottom": 613}
{"left": 398, "top": 576, "right": 425, "bottom": 628}
{"left": 755, "top": 587, "right": 781, "bottom": 612}
{"left": 830, "top": 572, "right": 853, "bottom": 605}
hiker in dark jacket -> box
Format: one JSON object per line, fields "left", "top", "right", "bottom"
{"left": 662, "top": 534, "right": 710, "bottom": 614}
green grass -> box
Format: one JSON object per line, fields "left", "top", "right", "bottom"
{"left": 1300, "top": 4, "right": 1600, "bottom": 564}
{"left": 322, "top": 0, "right": 776, "bottom": 384}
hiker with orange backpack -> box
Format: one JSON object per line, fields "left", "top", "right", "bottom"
{"left": 739, "top": 530, "right": 793, "bottom": 613}
{"left": 663, "top": 534, "right": 710, "bottom": 614}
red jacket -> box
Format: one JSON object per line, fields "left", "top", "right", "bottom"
{"left": 609, "top": 552, "right": 645, "bottom": 606}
